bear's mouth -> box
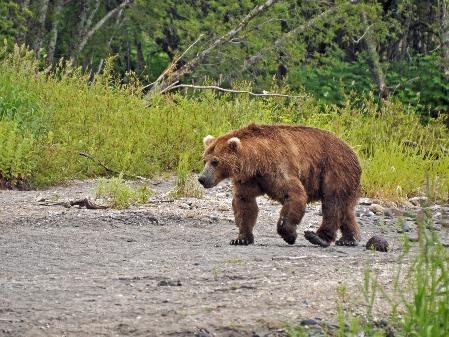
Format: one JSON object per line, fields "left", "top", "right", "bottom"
{"left": 197, "top": 176, "right": 216, "bottom": 188}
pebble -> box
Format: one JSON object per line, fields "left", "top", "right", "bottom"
{"left": 437, "top": 219, "right": 449, "bottom": 228}
{"left": 409, "top": 196, "right": 429, "bottom": 207}
{"left": 217, "top": 203, "right": 230, "bottom": 211}
{"left": 359, "top": 198, "right": 372, "bottom": 205}
{"left": 209, "top": 215, "right": 219, "bottom": 222}
{"left": 369, "top": 204, "right": 384, "bottom": 215}
{"left": 300, "top": 319, "right": 318, "bottom": 326}
{"left": 402, "top": 222, "right": 411, "bottom": 233}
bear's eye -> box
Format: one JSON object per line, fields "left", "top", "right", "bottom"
{"left": 211, "top": 159, "right": 219, "bottom": 167}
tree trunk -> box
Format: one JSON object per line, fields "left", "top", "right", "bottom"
{"left": 135, "top": 39, "right": 145, "bottom": 73}
{"left": 75, "top": 0, "right": 133, "bottom": 55}
{"left": 47, "top": 0, "right": 63, "bottom": 64}
{"left": 442, "top": 0, "right": 449, "bottom": 80}
{"left": 361, "top": 11, "right": 388, "bottom": 98}
{"left": 32, "top": 0, "right": 50, "bottom": 55}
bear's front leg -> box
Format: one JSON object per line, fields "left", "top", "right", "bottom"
{"left": 231, "top": 195, "right": 258, "bottom": 245}
{"left": 276, "top": 180, "right": 307, "bottom": 245}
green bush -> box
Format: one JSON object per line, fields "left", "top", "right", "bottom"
{"left": 0, "top": 45, "right": 448, "bottom": 202}
{"left": 96, "top": 174, "right": 151, "bottom": 209}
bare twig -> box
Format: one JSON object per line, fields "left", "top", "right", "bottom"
{"left": 352, "top": 24, "right": 373, "bottom": 44}
{"left": 160, "top": 84, "right": 307, "bottom": 98}
{"left": 79, "top": 151, "right": 117, "bottom": 174}
{"left": 79, "top": 152, "right": 149, "bottom": 181}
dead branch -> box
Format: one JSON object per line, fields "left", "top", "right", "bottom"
{"left": 221, "top": 6, "right": 336, "bottom": 84}
{"left": 143, "top": 35, "right": 204, "bottom": 90}
{"left": 39, "top": 198, "right": 108, "bottom": 209}
{"left": 156, "top": 0, "right": 279, "bottom": 91}
{"left": 76, "top": 0, "right": 133, "bottom": 54}
{"left": 160, "top": 84, "right": 307, "bottom": 99}
{"left": 352, "top": 24, "right": 373, "bottom": 44}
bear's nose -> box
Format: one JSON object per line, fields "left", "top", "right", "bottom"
{"left": 198, "top": 176, "right": 206, "bottom": 186}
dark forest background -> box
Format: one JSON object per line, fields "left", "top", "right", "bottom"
{"left": 2, "top": 0, "right": 449, "bottom": 118}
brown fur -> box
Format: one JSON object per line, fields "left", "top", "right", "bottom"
{"left": 199, "top": 123, "right": 362, "bottom": 246}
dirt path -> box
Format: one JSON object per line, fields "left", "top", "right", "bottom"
{"left": 1, "top": 179, "right": 448, "bottom": 337}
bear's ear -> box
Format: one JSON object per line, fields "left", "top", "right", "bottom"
{"left": 203, "top": 135, "right": 215, "bottom": 148}
{"left": 227, "top": 137, "right": 241, "bottom": 151}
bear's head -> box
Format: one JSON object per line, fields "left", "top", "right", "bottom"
{"left": 198, "top": 134, "right": 242, "bottom": 188}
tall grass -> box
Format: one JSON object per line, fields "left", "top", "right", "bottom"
{"left": 287, "top": 219, "right": 449, "bottom": 337}
{"left": 0, "top": 45, "right": 448, "bottom": 201}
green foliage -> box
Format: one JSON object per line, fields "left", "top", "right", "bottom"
{"left": 96, "top": 174, "right": 151, "bottom": 209}
{"left": 1, "top": 47, "right": 448, "bottom": 203}
{"left": 0, "top": 119, "right": 36, "bottom": 180}
{"left": 171, "top": 152, "right": 203, "bottom": 198}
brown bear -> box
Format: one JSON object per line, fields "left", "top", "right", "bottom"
{"left": 198, "top": 123, "right": 361, "bottom": 247}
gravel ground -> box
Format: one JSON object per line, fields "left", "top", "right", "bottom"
{"left": 1, "top": 178, "right": 448, "bottom": 337}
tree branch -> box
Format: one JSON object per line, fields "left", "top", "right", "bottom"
{"left": 143, "top": 34, "right": 204, "bottom": 90}
{"left": 156, "top": 0, "right": 279, "bottom": 91}
{"left": 160, "top": 84, "right": 307, "bottom": 99}
{"left": 76, "top": 0, "right": 133, "bottom": 54}
{"left": 221, "top": 6, "right": 336, "bottom": 84}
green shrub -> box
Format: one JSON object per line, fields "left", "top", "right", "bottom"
{"left": 0, "top": 45, "right": 448, "bottom": 202}
{"left": 95, "top": 175, "right": 151, "bottom": 209}
{"left": 0, "top": 119, "right": 36, "bottom": 181}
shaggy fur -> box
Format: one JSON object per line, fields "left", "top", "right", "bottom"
{"left": 198, "top": 123, "right": 362, "bottom": 247}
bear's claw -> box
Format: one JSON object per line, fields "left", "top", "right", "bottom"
{"left": 335, "top": 238, "right": 358, "bottom": 246}
{"left": 304, "top": 231, "right": 330, "bottom": 247}
{"left": 230, "top": 238, "right": 253, "bottom": 245}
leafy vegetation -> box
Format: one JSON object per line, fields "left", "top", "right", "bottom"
{"left": 2, "top": 0, "right": 449, "bottom": 117}
{"left": 96, "top": 174, "right": 151, "bottom": 209}
{"left": 0, "top": 46, "right": 448, "bottom": 202}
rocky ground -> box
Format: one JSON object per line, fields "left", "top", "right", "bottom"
{"left": 1, "top": 178, "right": 448, "bottom": 337}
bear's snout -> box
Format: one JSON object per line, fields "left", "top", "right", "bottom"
{"left": 198, "top": 176, "right": 206, "bottom": 186}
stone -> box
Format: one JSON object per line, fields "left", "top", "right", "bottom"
{"left": 359, "top": 198, "right": 372, "bottom": 205}
{"left": 369, "top": 204, "right": 384, "bottom": 215}
{"left": 409, "top": 196, "right": 429, "bottom": 207}
{"left": 402, "top": 222, "right": 411, "bottom": 233}
{"left": 437, "top": 219, "right": 449, "bottom": 228}
{"left": 366, "top": 235, "right": 389, "bottom": 252}
{"left": 300, "top": 319, "right": 318, "bottom": 326}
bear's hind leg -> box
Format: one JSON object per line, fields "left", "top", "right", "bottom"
{"left": 304, "top": 198, "right": 339, "bottom": 247}
{"left": 335, "top": 198, "right": 361, "bottom": 246}
{"left": 276, "top": 181, "right": 307, "bottom": 245}
{"left": 231, "top": 195, "right": 258, "bottom": 245}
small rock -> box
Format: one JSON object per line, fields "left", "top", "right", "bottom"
{"left": 178, "top": 203, "right": 190, "bottom": 210}
{"left": 194, "top": 328, "right": 214, "bottom": 337}
{"left": 409, "top": 196, "right": 429, "bottom": 207}
{"left": 366, "top": 235, "right": 389, "bottom": 252}
{"left": 217, "top": 203, "right": 229, "bottom": 211}
{"left": 437, "top": 219, "right": 449, "bottom": 228}
{"left": 433, "top": 212, "right": 442, "bottom": 221}
{"left": 300, "top": 319, "right": 318, "bottom": 326}
{"left": 209, "top": 215, "right": 219, "bottom": 222}
{"left": 402, "top": 222, "right": 411, "bottom": 233}
{"left": 359, "top": 198, "right": 372, "bottom": 206}
{"left": 369, "top": 204, "right": 384, "bottom": 215}
{"left": 158, "top": 279, "right": 182, "bottom": 286}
